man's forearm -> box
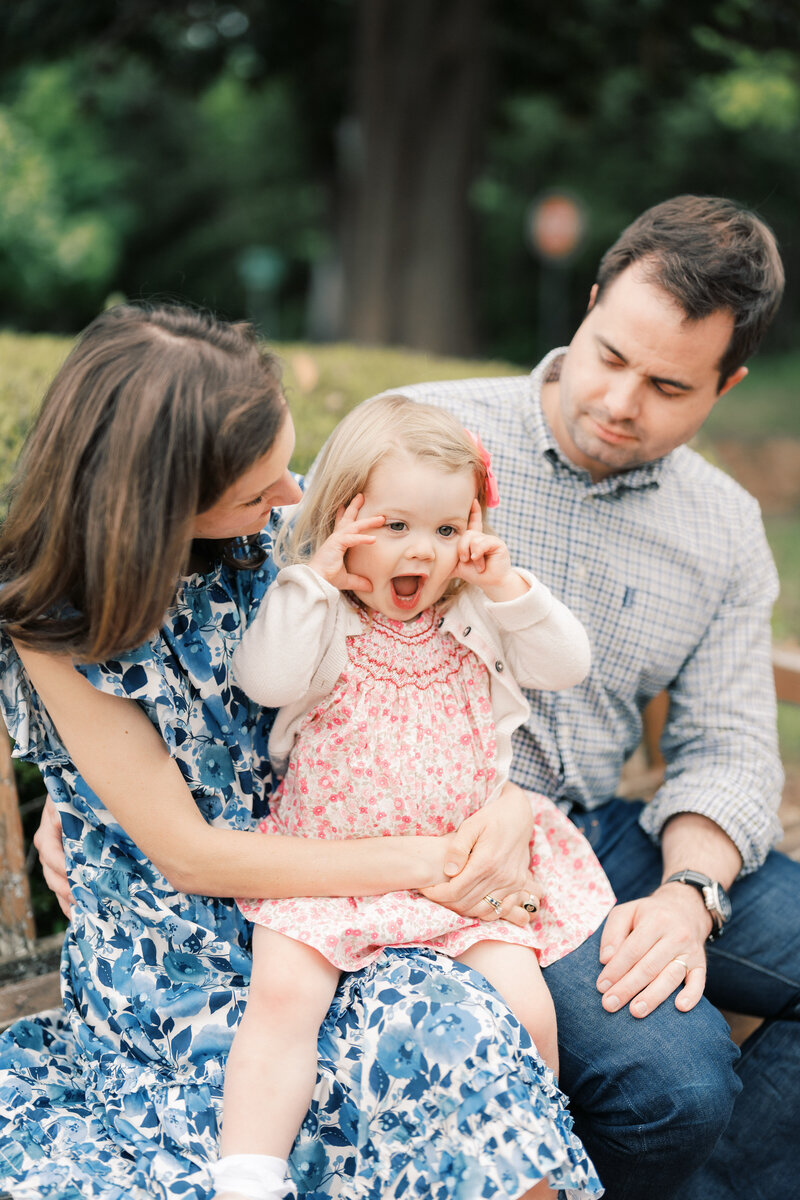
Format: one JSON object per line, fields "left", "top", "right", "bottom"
{"left": 660, "top": 812, "right": 743, "bottom": 889}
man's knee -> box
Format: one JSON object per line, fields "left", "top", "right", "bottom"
{"left": 636, "top": 1022, "right": 740, "bottom": 1141}
{"left": 559, "top": 997, "right": 740, "bottom": 1152}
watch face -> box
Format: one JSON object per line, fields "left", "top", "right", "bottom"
{"left": 707, "top": 882, "right": 732, "bottom": 924}
{"left": 715, "top": 883, "right": 733, "bottom": 923}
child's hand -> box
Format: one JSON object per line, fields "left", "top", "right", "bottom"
{"left": 308, "top": 494, "right": 384, "bottom": 593}
{"left": 452, "top": 501, "right": 528, "bottom": 602}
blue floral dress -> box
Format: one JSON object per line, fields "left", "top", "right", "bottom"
{"left": 0, "top": 524, "right": 603, "bottom": 1200}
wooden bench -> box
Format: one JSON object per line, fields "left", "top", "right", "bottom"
{"left": 2, "top": 647, "right": 799, "bottom": 1030}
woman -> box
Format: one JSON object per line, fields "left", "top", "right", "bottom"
{"left": 0, "top": 304, "right": 597, "bottom": 1200}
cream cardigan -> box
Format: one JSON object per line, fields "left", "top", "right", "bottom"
{"left": 234, "top": 565, "right": 591, "bottom": 792}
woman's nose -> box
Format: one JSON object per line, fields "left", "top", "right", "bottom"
{"left": 276, "top": 472, "right": 303, "bottom": 506}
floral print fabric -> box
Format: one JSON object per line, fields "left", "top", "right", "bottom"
{"left": 0, "top": 527, "right": 602, "bottom": 1199}
{"left": 240, "top": 608, "right": 614, "bottom": 971}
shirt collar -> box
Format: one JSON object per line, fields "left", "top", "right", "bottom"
{"left": 526, "top": 347, "right": 670, "bottom": 495}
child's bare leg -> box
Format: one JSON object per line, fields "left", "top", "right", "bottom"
{"left": 456, "top": 942, "right": 560, "bottom": 1199}
{"left": 456, "top": 940, "right": 559, "bottom": 1076}
{"left": 214, "top": 925, "right": 340, "bottom": 1198}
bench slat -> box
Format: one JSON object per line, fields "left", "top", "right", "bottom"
{"left": 0, "top": 736, "right": 35, "bottom": 959}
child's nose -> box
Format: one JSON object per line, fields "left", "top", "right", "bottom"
{"left": 405, "top": 534, "right": 435, "bottom": 561}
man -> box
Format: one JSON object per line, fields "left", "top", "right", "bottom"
{"left": 383, "top": 196, "right": 798, "bottom": 1200}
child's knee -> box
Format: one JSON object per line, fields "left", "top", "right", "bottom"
{"left": 246, "top": 933, "right": 339, "bottom": 1033}
{"left": 517, "top": 989, "right": 559, "bottom": 1075}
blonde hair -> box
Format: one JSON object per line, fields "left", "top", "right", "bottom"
{"left": 277, "top": 395, "right": 490, "bottom": 595}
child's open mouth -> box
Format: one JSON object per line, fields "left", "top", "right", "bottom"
{"left": 390, "top": 575, "right": 425, "bottom": 609}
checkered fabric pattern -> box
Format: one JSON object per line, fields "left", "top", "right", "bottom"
{"left": 378, "top": 348, "right": 784, "bottom": 872}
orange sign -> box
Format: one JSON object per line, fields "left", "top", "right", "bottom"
{"left": 529, "top": 193, "right": 585, "bottom": 261}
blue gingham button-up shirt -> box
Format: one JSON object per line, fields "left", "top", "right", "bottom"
{"left": 382, "top": 348, "right": 784, "bottom": 873}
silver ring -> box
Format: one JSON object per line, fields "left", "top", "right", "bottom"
{"left": 522, "top": 894, "right": 540, "bottom": 914}
{"left": 483, "top": 894, "right": 502, "bottom": 912}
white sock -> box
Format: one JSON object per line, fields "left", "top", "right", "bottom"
{"left": 210, "top": 1154, "right": 293, "bottom": 1200}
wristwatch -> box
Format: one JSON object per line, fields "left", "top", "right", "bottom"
{"left": 664, "top": 870, "right": 732, "bottom": 941}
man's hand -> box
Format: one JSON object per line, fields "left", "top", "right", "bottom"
{"left": 421, "top": 782, "right": 543, "bottom": 929}
{"left": 596, "top": 882, "right": 712, "bottom": 1018}
{"left": 33, "top": 796, "right": 72, "bottom": 919}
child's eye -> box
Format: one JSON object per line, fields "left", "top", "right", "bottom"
{"left": 386, "top": 521, "right": 406, "bottom": 532}
{"left": 437, "top": 525, "right": 457, "bottom": 538}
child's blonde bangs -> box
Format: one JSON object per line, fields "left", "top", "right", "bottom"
{"left": 276, "top": 394, "right": 489, "bottom": 567}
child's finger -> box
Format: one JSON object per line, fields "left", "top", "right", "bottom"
{"left": 343, "top": 573, "right": 373, "bottom": 592}
{"left": 467, "top": 499, "right": 483, "bottom": 532}
{"left": 339, "top": 532, "right": 377, "bottom": 549}
{"left": 469, "top": 534, "right": 489, "bottom": 560}
{"left": 346, "top": 493, "right": 365, "bottom": 518}
{"left": 336, "top": 494, "right": 365, "bottom": 526}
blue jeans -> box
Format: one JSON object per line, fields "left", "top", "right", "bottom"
{"left": 542, "top": 798, "right": 800, "bottom": 1200}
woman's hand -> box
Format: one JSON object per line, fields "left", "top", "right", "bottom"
{"left": 307, "top": 495, "right": 383, "bottom": 593}
{"left": 33, "top": 796, "right": 72, "bottom": 919}
{"left": 420, "top": 782, "right": 543, "bottom": 928}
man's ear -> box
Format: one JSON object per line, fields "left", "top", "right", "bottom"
{"left": 717, "top": 365, "right": 748, "bottom": 399}
{"left": 586, "top": 283, "right": 599, "bottom": 313}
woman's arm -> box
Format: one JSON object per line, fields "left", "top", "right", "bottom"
{"left": 15, "top": 643, "right": 463, "bottom": 899}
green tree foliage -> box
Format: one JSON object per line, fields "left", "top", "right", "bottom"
{"left": 0, "top": 0, "right": 798, "bottom": 358}
{"left": 0, "top": 64, "right": 126, "bottom": 326}
{"left": 475, "top": 0, "right": 800, "bottom": 360}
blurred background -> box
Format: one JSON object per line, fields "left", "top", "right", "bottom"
{"left": 1, "top": 0, "right": 799, "bottom": 358}
{"left": 1, "top": 0, "right": 799, "bottom": 932}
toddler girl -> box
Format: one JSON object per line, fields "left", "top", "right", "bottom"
{"left": 212, "top": 395, "right": 613, "bottom": 1200}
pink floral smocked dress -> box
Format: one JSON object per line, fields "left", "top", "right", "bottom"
{"left": 239, "top": 606, "right": 614, "bottom": 970}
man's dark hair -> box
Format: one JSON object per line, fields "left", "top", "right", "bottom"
{"left": 595, "top": 195, "right": 784, "bottom": 388}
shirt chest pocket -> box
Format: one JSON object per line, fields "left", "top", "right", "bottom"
{"left": 586, "top": 565, "right": 701, "bottom": 698}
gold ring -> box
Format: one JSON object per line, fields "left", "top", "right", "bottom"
{"left": 672, "top": 956, "right": 689, "bottom": 971}
{"left": 483, "top": 894, "right": 502, "bottom": 912}
{"left": 523, "top": 895, "right": 540, "bottom": 914}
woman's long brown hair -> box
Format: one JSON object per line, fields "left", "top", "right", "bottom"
{"left": 0, "top": 303, "right": 287, "bottom": 662}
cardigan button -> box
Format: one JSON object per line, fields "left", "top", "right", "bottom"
{"left": 463, "top": 626, "right": 471, "bottom": 637}
{"left": 495, "top": 660, "right": 504, "bottom": 672}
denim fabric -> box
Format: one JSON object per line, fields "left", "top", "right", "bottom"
{"left": 544, "top": 798, "right": 800, "bottom": 1200}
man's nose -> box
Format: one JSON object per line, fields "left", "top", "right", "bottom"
{"left": 603, "top": 375, "right": 641, "bottom": 422}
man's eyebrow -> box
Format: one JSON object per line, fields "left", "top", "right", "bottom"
{"left": 597, "top": 336, "right": 692, "bottom": 392}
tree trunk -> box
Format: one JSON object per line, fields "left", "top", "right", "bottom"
{"left": 340, "top": 0, "right": 487, "bottom": 355}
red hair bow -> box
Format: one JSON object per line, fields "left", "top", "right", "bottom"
{"left": 466, "top": 429, "right": 500, "bottom": 508}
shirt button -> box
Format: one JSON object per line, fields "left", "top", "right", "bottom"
{"left": 495, "top": 660, "right": 504, "bottom": 672}
{"left": 463, "top": 626, "right": 471, "bottom": 637}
